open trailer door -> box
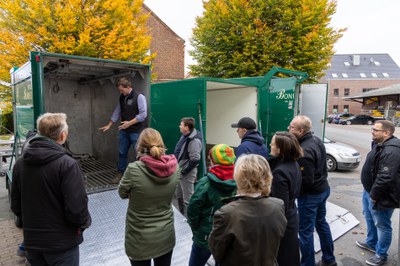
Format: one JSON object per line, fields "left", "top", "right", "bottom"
{"left": 299, "top": 83, "right": 328, "bottom": 139}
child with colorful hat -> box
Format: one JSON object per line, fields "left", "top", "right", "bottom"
{"left": 187, "top": 144, "right": 237, "bottom": 266}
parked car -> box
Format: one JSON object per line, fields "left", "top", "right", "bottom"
{"left": 324, "top": 137, "right": 361, "bottom": 172}
{"left": 340, "top": 115, "right": 376, "bottom": 125}
{"left": 327, "top": 114, "right": 336, "bottom": 124}
{"left": 333, "top": 113, "right": 354, "bottom": 124}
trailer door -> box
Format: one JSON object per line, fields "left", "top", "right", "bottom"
{"left": 263, "top": 77, "right": 297, "bottom": 144}
{"left": 299, "top": 84, "right": 328, "bottom": 139}
{"left": 151, "top": 79, "right": 206, "bottom": 153}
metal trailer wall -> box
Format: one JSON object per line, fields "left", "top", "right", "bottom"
{"left": 42, "top": 72, "right": 148, "bottom": 165}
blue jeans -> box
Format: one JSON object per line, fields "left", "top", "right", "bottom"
{"left": 118, "top": 130, "right": 140, "bottom": 173}
{"left": 298, "top": 188, "right": 335, "bottom": 266}
{"left": 188, "top": 242, "right": 211, "bottom": 266}
{"left": 26, "top": 246, "right": 79, "bottom": 266}
{"left": 362, "top": 190, "right": 394, "bottom": 260}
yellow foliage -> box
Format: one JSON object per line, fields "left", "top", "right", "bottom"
{"left": 0, "top": 0, "right": 154, "bottom": 82}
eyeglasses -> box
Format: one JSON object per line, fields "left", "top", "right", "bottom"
{"left": 371, "top": 128, "right": 386, "bottom": 132}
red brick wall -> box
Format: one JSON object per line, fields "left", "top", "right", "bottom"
{"left": 146, "top": 10, "right": 185, "bottom": 82}
{"left": 322, "top": 79, "right": 400, "bottom": 115}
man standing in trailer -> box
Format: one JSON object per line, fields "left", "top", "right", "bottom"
{"left": 99, "top": 77, "right": 147, "bottom": 184}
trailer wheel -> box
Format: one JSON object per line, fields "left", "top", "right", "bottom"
{"left": 326, "top": 155, "right": 337, "bottom": 172}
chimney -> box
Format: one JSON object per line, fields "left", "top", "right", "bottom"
{"left": 352, "top": 55, "right": 360, "bottom": 66}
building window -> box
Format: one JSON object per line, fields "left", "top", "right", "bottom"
{"left": 333, "top": 88, "right": 339, "bottom": 97}
{"left": 360, "top": 73, "right": 366, "bottom": 78}
{"left": 374, "top": 61, "right": 381, "bottom": 66}
{"left": 343, "top": 105, "right": 349, "bottom": 112}
{"left": 332, "top": 73, "right": 338, "bottom": 78}
{"left": 333, "top": 105, "right": 338, "bottom": 113}
{"left": 342, "top": 73, "right": 348, "bottom": 78}
{"left": 371, "top": 73, "right": 378, "bottom": 78}
{"left": 344, "top": 62, "right": 350, "bottom": 66}
{"left": 382, "top": 73, "right": 389, "bottom": 77}
{"left": 363, "top": 88, "right": 378, "bottom": 92}
{"left": 344, "top": 88, "right": 350, "bottom": 96}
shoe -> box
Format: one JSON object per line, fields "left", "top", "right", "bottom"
{"left": 366, "top": 255, "right": 387, "bottom": 266}
{"left": 356, "top": 240, "right": 376, "bottom": 253}
{"left": 17, "top": 244, "right": 26, "bottom": 257}
{"left": 25, "top": 258, "right": 31, "bottom": 266}
{"left": 111, "top": 172, "right": 123, "bottom": 184}
{"left": 315, "top": 260, "right": 337, "bottom": 266}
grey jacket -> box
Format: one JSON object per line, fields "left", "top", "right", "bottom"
{"left": 176, "top": 129, "right": 202, "bottom": 175}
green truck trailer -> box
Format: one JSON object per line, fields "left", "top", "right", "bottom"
{"left": 6, "top": 51, "right": 151, "bottom": 198}
{"left": 150, "top": 67, "right": 328, "bottom": 175}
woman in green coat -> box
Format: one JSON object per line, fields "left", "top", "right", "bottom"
{"left": 118, "top": 128, "right": 180, "bottom": 266}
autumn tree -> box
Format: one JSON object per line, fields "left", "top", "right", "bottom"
{"left": 189, "top": 0, "right": 345, "bottom": 82}
{"left": 0, "top": 0, "right": 154, "bottom": 82}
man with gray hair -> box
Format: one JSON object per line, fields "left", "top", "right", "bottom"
{"left": 356, "top": 120, "right": 400, "bottom": 266}
{"left": 288, "top": 115, "right": 336, "bottom": 266}
{"left": 11, "top": 113, "right": 91, "bottom": 266}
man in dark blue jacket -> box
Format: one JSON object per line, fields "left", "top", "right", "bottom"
{"left": 356, "top": 120, "right": 400, "bottom": 266}
{"left": 231, "top": 117, "right": 269, "bottom": 160}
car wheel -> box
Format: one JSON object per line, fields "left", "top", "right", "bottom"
{"left": 367, "top": 120, "right": 373, "bottom": 125}
{"left": 326, "top": 155, "right": 337, "bottom": 172}
{"left": 346, "top": 120, "right": 351, "bottom": 125}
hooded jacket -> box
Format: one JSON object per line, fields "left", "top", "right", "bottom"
{"left": 174, "top": 128, "right": 202, "bottom": 175}
{"left": 236, "top": 130, "right": 269, "bottom": 160}
{"left": 118, "top": 154, "right": 180, "bottom": 260}
{"left": 187, "top": 165, "right": 236, "bottom": 249}
{"left": 11, "top": 136, "right": 91, "bottom": 252}
{"left": 361, "top": 136, "right": 400, "bottom": 209}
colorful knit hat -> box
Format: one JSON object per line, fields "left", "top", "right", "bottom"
{"left": 209, "top": 144, "right": 236, "bottom": 165}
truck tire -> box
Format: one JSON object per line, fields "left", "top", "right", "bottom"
{"left": 326, "top": 155, "right": 337, "bottom": 172}
{"left": 367, "top": 120, "right": 373, "bottom": 125}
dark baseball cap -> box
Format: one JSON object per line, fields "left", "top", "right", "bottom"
{"left": 231, "top": 117, "right": 256, "bottom": 130}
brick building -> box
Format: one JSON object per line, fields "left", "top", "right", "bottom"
{"left": 144, "top": 5, "right": 185, "bottom": 83}
{"left": 320, "top": 54, "right": 400, "bottom": 115}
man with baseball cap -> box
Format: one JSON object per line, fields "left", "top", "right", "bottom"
{"left": 231, "top": 117, "right": 269, "bottom": 160}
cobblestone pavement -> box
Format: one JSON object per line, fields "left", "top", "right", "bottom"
{"left": 0, "top": 176, "right": 25, "bottom": 266}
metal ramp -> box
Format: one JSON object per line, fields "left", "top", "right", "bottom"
{"left": 80, "top": 190, "right": 358, "bottom": 265}
{"left": 80, "top": 189, "right": 198, "bottom": 266}
{"left": 314, "top": 201, "right": 360, "bottom": 253}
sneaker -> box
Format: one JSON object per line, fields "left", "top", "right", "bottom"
{"left": 366, "top": 255, "right": 387, "bottom": 266}
{"left": 356, "top": 240, "right": 376, "bottom": 253}
{"left": 17, "top": 244, "right": 26, "bottom": 257}
{"left": 315, "top": 260, "right": 337, "bottom": 266}
{"left": 111, "top": 172, "right": 123, "bottom": 184}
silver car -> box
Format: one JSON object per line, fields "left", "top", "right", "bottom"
{"left": 324, "top": 137, "right": 361, "bottom": 172}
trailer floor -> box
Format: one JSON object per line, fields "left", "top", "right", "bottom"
{"left": 79, "top": 158, "right": 118, "bottom": 194}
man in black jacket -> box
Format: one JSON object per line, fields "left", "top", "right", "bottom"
{"left": 11, "top": 113, "right": 91, "bottom": 266}
{"left": 356, "top": 120, "right": 400, "bottom": 266}
{"left": 288, "top": 115, "right": 336, "bottom": 266}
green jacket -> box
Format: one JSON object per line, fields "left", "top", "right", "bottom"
{"left": 118, "top": 159, "right": 180, "bottom": 260}
{"left": 187, "top": 172, "right": 236, "bottom": 249}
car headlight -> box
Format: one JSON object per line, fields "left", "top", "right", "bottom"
{"left": 336, "top": 150, "right": 354, "bottom": 157}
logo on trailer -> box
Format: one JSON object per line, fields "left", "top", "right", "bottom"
{"left": 276, "top": 89, "right": 294, "bottom": 100}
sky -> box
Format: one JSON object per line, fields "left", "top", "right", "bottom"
{"left": 144, "top": 0, "right": 400, "bottom": 73}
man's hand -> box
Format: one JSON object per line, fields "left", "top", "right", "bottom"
{"left": 118, "top": 121, "right": 131, "bottom": 130}
{"left": 99, "top": 122, "right": 112, "bottom": 132}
